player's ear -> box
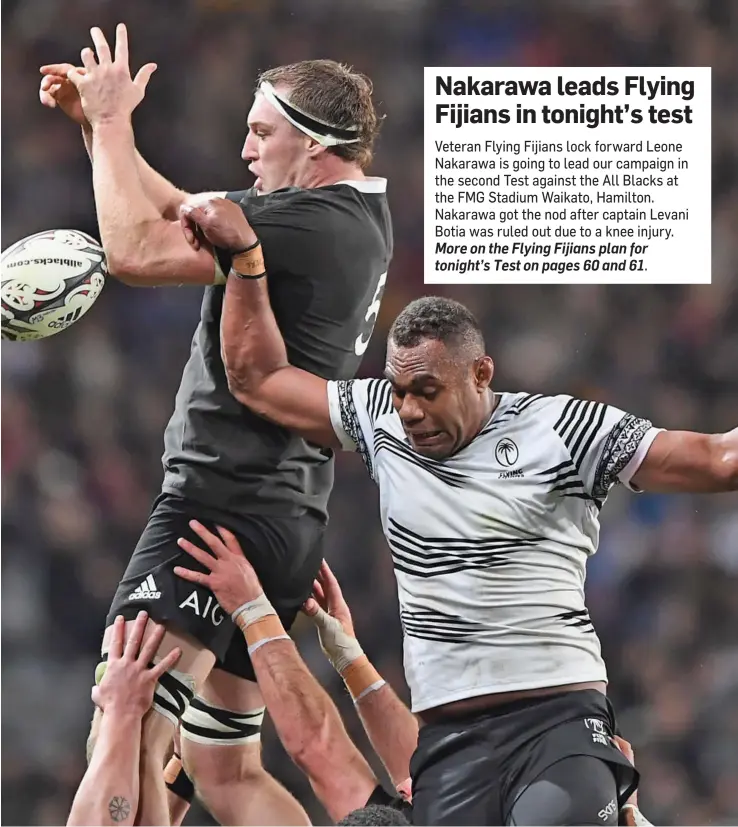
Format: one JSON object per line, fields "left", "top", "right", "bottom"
{"left": 305, "top": 137, "right": 327, "bottom": 159}
{"left": 475, "top": 356, "right": 494, "bottom": 391}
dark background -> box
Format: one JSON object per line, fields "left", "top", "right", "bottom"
{"left": 2, "top": 1, "right": 737, "bottom": 824}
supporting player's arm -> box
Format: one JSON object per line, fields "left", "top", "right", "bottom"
{"left": 173, "top": 522, "right": 380, "bottom": 822}
{"left": 69, "top": 705, "right": 140, "bottom": 826}
{"left": 68, "top": 613, "right": 181, "bottom": 826}
{"left": 305, "top": 562, "right": 418, "bottom": 798}
{"left": 630, "top": 427, "right": 737, "bottom": 493}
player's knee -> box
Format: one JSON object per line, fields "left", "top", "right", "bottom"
{"left": 180, "top": 695, "right": 266, "bottom": 784}
{"left": 183, "top": 740, "right": 266, "bottom": 788}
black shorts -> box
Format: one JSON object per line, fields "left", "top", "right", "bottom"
{"left": 410, "top": 689, "right": 638, "bottom": 826}
{"left": 106, "top": 493, "right": 325, "bottom": 680}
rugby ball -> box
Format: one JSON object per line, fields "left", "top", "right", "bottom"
{"left": 1, "top": 229, "right": 106, "bottom": 341}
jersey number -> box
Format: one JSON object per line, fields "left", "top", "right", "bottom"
{"left": 354, "top": 271, "right": 388, "bottom": 356}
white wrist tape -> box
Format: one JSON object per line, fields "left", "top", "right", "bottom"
{"left": 231, "top": 593, "right": 277, "bottom": 628}
{"left": 247, "top": 635, "right": 292, "bottom": 656}
{"left": 309, "top": 606, "right": 364, "bottom": 673}
{"left": 353, "top": 679, "right": 386, "bottom": 703}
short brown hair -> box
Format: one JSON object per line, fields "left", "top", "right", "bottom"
{"left": 257, "top": 60, "right": 381, "bottom": 169}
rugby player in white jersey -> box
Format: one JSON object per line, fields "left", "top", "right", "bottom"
{"left": 173, "top": 521, "right": 656, "bottom": 827}
{"left": 183, "top": 201, "right": 736, "bottom": 824}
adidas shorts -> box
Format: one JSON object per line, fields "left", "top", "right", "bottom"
{"left": 106, "top": 493, "right": 325, "bottom": 680}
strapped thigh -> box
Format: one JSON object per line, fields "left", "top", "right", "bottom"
{"left": 180, "top": 695, "right": 266, "bottom": 746}
{"left": 95, "top": 655, "right": 196, "bottom": 726}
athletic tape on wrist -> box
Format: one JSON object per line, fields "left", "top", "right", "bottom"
{"left": 342, "top": 655, "right": 384, "bottom": 702}
{"left": 353, "top": 679, "right": 386, "bottom": 703}
{"left": 231, "top": 243, "right": 265, "bottom": 279}
{"left": 231, "top": 593, "right": 277, "bottom": 628}
{"left": 232, "top": 594, "right": 291, "bottom": 652}
{"left": 247, "top": 634, "right": 292, "bottom": 656}
{"left": 310, "top": 606, "right": 364, "bottom": 673}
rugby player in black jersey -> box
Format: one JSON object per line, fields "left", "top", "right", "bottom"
{"left": 40, "top": 24, "right": 392, "bottom": 825}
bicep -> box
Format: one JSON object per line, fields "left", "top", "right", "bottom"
{"left": 115, "top": 219, "right": 222, "bottom": 287}
{"left": 630, "top": 430, "right": 730, "bottom": 493}
{"left": 232, "top": 366, "right": 343, "bottom": 451}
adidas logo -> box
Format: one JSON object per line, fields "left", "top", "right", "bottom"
{"left": 128, "top": 574, "right": 161, "bottom": 601}
{"left": 48, "top": 307, "right": 83, "bottom": 329}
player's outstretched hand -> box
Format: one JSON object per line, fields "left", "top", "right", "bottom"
{"left": 39, "top": 64, "right": 89, "bottom": 125}
{"left": 180, "top": 198, "right": 258, "bottom": 254}
{"left": 92, "top": 612, "right": 181, "bottom": 718}
{"left": 65, "top": 24, "right": 157, "bottom": 126}
{"left": 303, "top": 561, "right": 362, "bottom": 674}
{"left": 174, "top": 520, "right": 263, "bottom": 615}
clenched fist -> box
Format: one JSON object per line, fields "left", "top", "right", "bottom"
{"left": 180, "top": 198, "right": 258, "bottom": 253}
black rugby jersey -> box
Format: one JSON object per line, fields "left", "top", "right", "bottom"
{"left": 161, "top": 179, "right": 392, "bottom": 522}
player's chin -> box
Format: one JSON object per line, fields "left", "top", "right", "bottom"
{"left": 408, "top": 431, "right": 453, "bottom": 459}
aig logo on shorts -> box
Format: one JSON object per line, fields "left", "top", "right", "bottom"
{"left": 179, "top": 591, "right": 225, "bottom": 626}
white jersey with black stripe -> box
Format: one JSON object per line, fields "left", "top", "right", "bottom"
{"left": 327, "top": 381, "right": 661, "bottom": 713}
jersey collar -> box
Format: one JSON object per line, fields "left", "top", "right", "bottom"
{"left": 334, "top": 177, "right": 387, "bottom": 193}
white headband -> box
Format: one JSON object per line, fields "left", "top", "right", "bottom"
{"left": 259, "top": 81, "right": 360, "bottom": 147}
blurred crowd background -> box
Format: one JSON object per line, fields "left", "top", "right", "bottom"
{"left": 2, "top": 0, "right": 737, "bottom": 824}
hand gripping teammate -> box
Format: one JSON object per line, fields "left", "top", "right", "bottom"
{"left": 170, "top": 520, "right": 416, "bottom": 824}
{"left": 178, "top": 200, "right": 736, "bottom": 824}
{"left": 40, "top": 24, "right": 391, "bottom": 826}
{"left": 68, "top": 612, "right": 181, "bottom": 826}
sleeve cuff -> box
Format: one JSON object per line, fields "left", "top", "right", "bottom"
{"left": 619, "top": 427, "right": 663, "bottom": 491}
{"left": 327, "top": 381, "right": 357, "bottom": 451}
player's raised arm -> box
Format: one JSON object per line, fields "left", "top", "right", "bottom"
{"left": 629, "top": 427, "right": 737, "bottom": 493}
{"left": 182, "top": 199, "right": 344, "bottom": 449}
{"left": 173, "top": 523, "right": 380, "bottom": 822}
{"left": 40, "top": 60, "right": 208, "bottom": 223}
{"left": 547, "top": 394, "right": 737, "bottom": 499}
{"left": 304, "top": 561, "right": 418, "bottom": 799}
{"left": 59, "top": 25, "right": 223, "bottom": 287}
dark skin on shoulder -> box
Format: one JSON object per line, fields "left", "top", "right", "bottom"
{"left": 385, "top": 337, "right": 497, "bottom": 460}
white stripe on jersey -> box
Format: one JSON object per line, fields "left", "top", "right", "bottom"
{"left": 327, "top": 381, "right": 660, "bottom": 713}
